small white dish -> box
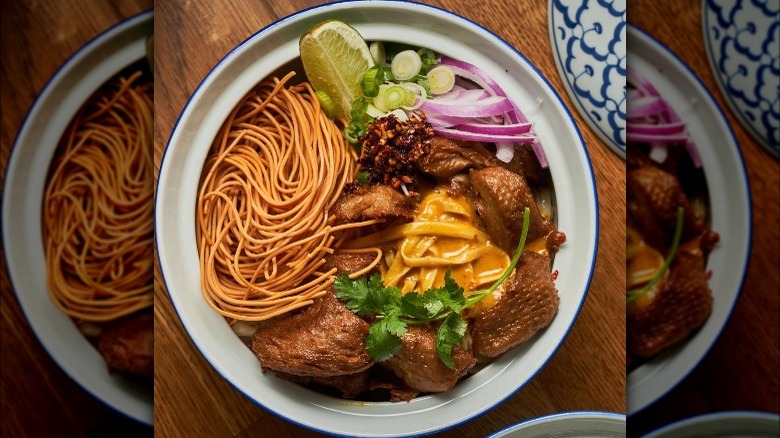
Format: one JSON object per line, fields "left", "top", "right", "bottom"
{"left": 644, "top": 411, "right": 780, "bottom": 438}
{"left": 1, "top": 11, "right": 154, "bottom": 425}
{"left": 626, "top": 25, "right": 751, "bottom": 415}
{"left": 548, "top": 0, "right": 627, "bottom": 157}
{"left": 156, "top": 1, "right": 598, "bottom": 436}
{"left": 702, "top": 0, "right": 779, "bottom": 156}
{"left": 488, "top": 411, "right": 626, "bottom": 437}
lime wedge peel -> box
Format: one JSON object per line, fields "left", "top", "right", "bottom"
{"left": 300, "top": 20, "right": 374, "bottom": 119}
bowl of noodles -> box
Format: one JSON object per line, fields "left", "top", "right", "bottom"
{"left": 156, "top": 2, "right": 597, "bottom": 436}
{"left": 2, "top": 11, "right": 154, "bottom": 424}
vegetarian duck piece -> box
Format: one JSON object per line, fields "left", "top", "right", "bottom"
{"left": 274, "top": 370, "right": 371, "bottom": 399}
{"left": 97, "top": 310, "right": 154, "bottom": 377}
{"left": 628, "top": 244, "right": 713, "bottom": 358}
{"left": 383, "top": 325, "right": 476, "bottom": 394}
{"left": 626, "top": 153, "right": 719, "bottom": 362}
{"left": 627, "top": 165, "right": 710, "bottom": 252}
{"left": 330, "top": 183, "right": 418, "bottom": 225}
{"left": 470, "top": 166, "right": 565, "bottom": 253}
{"left": 414, "top": 136, "right": 498, "bottom": 178}
{"left": 471, "top": 252, "right": 559, "bottom": 358}
{"left": 320, "top": 251, "right": 379, "bottom": 275}
{"left": 252, "top": 291, "right": 374, "bottom": 377}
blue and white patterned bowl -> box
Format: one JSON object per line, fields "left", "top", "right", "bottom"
{"left": 549, "top": 0, "right": 627, "bottom": 158}
{"left": 703, "top": 0, "right": 780, "bottom": 157}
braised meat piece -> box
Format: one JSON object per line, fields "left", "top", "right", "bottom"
{"left": 274, "top": 370, "right": 371, "bottom": 399}
{"left": 321, "top": 251, "right": 377, "bottom": 275}
{"left": 97, "top": 310, "right": 153, "bottom": 377}
{"left": 470, "top": 166, "right": 564, "bottom": 252}
{"left": 627, "top": 238, "right": 713, "bottom": 358}
{"left": 471, "top": 252, "right": 559, "bottom": 357}
{"left": 383, "top": 325, "right": 476, "bottom": 393}
{"left": 252, "top": 290, "right": 373, "bottom": 377}
{"left": 502, "top": 143, "right": 546, "bottom": 186}
{"left": 414, "top": 137, "right": 497, "bottom": 178}
{"left": 330, "top": 183, "right": 417, "bottom": 225}
{"left": 627, "top": 165, "right": 707, "bottom": 252}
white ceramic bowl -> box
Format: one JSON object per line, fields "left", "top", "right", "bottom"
{"left": 626, "top": 25, "right": 752, "bottom": 415}
{"left": 156, "top": 2, "right": 598, "bottom": 436}
{"left": 644, "top": 411, "right": 780, "bottom": 438}
{"left": 488, "top": 411, "right": 626, "bottom": 437}
{"left": 1, "top": 11, "right": 154, "bottom": 425}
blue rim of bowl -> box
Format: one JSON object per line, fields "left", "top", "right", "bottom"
{"left": 155, "top": 1, "right": 599, "bottom": 436}
{"left": 701, "top": 0, "right": 779, "bottom": 157}
{"left": 487, "top": 411, "right": 626, "bottom": 437}
{"left": 643, "top": 410, "right": 780, "bottom": 437}
{"left": 1, "top": 9, "right": 154, "bottom": 426}
{"left": 548, "top": 0, "right": 627, "bottom": 158}
{"left": 626, "top": 24, "right": 753, "bottom": 417}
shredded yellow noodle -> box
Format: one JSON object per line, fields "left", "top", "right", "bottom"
{"left": 346, "top": 189, "right": 510, "bottom": 294}
{"left": 197, "top": 72, "right": 379, "bottom": 321}
{"left": 43, "top": 71, "right": 154, "bottom": 322}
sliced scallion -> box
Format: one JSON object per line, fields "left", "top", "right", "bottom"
{"left": 426, "top": 65, "right": 456, "bottom": 95}
{"left": 369, "top": 41, "right": 386, "bottom": 65}
{"left": 391, "top": 50, "right": 422, "bottom": 81}
{"left": 315, "top": 90, "right": 335, "bottom": 118}
{"left": 383, "top": 85, "right": 408, "bottom": 110}
{"left": 361, "top": 67, "right": 381, "bottom": 97}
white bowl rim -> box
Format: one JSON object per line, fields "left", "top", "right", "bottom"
{"left": 155, "top": 1, "right": 600, "bottom": 435}
{"left": 487, "top": 411, "right": 626, "bottom": 437}
{"left": 643, "top": 410, "right": 780, "bottom": 438}
{"left": 625, "top": 24, "right": 753, "bottom": 416}
{"left": 1, "top": 9, "right": 154, "bottom": 425}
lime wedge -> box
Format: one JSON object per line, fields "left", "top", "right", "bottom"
{"left": 300, "top": 20, "right": 374, "bottom": 119}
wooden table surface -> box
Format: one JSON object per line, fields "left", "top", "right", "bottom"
{"left": 627, "top": 1, "right": 780, "bottom": 436}
{"left": 0, "top": 2, "right": 153, "bottom": 437}
{"left": 153, "top": 0, "right": 625, "bottom": 436}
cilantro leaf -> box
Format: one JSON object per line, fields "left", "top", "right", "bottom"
{"left": 363, "top": 274, "right": 401, "bottom": 314}
{"left": 333, "top": 274, "right": 371, "bottom": 315}
{"left": 436, "top": 313, "right": 468, "bottom": 369}
{"left": 366, "top": 313, "right": 406, "bottom": 362}
{"left": 400, "top": 291, "right": 430, "bottom": 320}
{"left": 423, "top": 270, "right": 465, "bottom": 316}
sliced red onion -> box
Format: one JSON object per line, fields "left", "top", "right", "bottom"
{"left": 628, "top": 96, "right": 666, "bottom": 118}
{"left": 421, "top": 95, "right": 513, "bottom": 118}
{"left": 495, "top": 143, "right": 515, "bottom": 163}
{"left": 434, "top": 126, "right": 536, "bottom": 143}
{"left": 626, "top": 132, "right": 689, "bottom": 143}
{"left": 649, "top": 143, "right": 669, "bottom": 163}
{"left": 628, "top": 69, "right": 701, "bottom": 167}
{"left": 627, "top": 122, "right": 686, "bottom": 135}
{"left": 441, "top": 57, "right": 528, "bottom": 124}
{"left": 452, "top": 122, "right": 533, "bottom": 134}
{"left": 441, "top": 57, "right": 545, "bottom": 168}
{"left": 434, "top": 89, "right": 490, "bottom": 102}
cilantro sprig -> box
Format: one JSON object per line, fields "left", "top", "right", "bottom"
{"left": 334, "top": 208, "right": 530, "bottom": 369}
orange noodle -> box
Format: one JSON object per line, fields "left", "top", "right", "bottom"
{"left": 197, "top": 71, "right": 380, "bottom": 321}
{"left": 43, "top": 70, "right": 154, "bottom": 322}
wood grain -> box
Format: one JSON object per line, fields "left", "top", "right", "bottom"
{"left": 628, "top": 1, "right": 780, "bottom": 435}
{"left": 0, "top": 2, "right": 153, "bottom": 436}
{"left": 152, "top": 1, "right": 625, "bottom": 436}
